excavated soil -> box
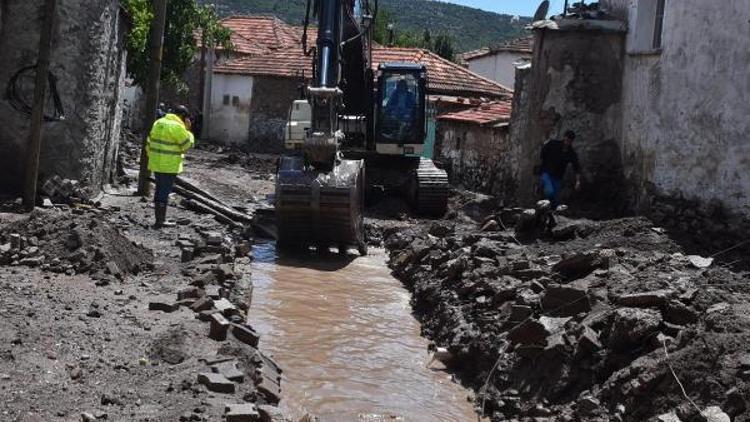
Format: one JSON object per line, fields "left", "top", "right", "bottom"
{"left": 384, "top": 206, "right": 750, "bottom": 421}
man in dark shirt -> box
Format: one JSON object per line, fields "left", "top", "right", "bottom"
{"left": 539, "top": 130, "right": 582, "bottom": 208}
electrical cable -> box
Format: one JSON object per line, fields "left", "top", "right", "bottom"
{"left": 6, "top": 65, "right": 65, "bottom": 121}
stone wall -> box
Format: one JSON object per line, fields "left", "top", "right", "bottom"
{"left": 0, "top": 0, "right": 126, "bottom": 197}
{"left": 438, "top": 122, "right": 514, "bottom": 200}
{"left": 248, "top": 76, "right": 302, "bottom": 153}
{"left": 613, "top": 0, "right": 750, "bottom": 219}
{"left": 509, "top": 26, "right": 627, "bottom": 216}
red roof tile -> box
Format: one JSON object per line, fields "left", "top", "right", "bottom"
{"left": 221, "top": 16, "right": 301, "bottom": 52}
{"left": 212, "top": 16, "right": 512, "bottom": 98}
{"left": 436, "top": 100, "right": 513, "bottom": 126}
{"left": 372, "top": 47, "right": 511, "bottom": 98}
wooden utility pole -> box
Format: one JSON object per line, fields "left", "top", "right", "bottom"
{"left": 23, "top": 0, "right": 57, "bottom": 211}
{"left": 137, "top": 0, "right": 168, "bottom": 196}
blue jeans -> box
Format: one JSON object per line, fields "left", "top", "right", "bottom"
{"left": 540, "top": 172, "right": 562, "bottom": 208}
{"left": 154, "top": 173, "right": 177, "bottom": 205}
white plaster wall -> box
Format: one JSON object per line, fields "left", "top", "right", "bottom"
{"left": 618, "top": 0, "right": 750, "bottom": 216}
{"left": 467, "top": 51, "right": 529, "bottom": 89}
{"left": 208, "top": 73, "right": 254, "bottom": 145}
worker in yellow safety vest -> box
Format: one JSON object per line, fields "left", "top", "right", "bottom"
{"left": 147, "top": 105, "right": 195, "bottom": 228}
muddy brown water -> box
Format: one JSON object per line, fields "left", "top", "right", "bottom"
{"left": 247, "top": 243, "right": 481, "bottom": 421}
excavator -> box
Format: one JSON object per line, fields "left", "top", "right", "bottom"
{"left": 275, "top": 0, "right": 448, "bottom": 255}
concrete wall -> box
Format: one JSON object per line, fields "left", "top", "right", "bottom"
{"left": 248, "top": 76, "right": 302, "bottom": 153}
{"left": 467, "top": 51, "right": 530, "bottom": 88}
{"left": 438, "top": 122, "right": 513, "bottom": 199}
{"left": 611, "top": 0, "right": 750, "bottom": 218}
{"left": 510, "top": 28, "right": 627, "bottom": 215}
{"left": 0, "top": 0, "right": 126, "bottom": 197}
{"left": 208, "top": 73, "right": 253, "bottom": 145}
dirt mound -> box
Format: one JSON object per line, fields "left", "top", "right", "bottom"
{"left": 384, "top": 212, "right": 750, "bottom": 421}
{"left": 0, "top": 209, "right": 153, "bottom": 278}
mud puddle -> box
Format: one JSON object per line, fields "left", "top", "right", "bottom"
{"left": 248, "top": 243, "right": 480, "bottom": 421}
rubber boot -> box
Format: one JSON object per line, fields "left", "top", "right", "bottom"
{"left": 161, "top": 203, "right": 176, "bottom": 227}
{"left": 153, "top": 203, "right": 166, "bottom": 229}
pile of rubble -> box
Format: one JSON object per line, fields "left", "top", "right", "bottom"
{"left": 0, "top": 209, "right": 153, "bottom": 280}
{"left": 384, "top": 204, "right": 750, "bottom": 421}
{"left": 146, "top": 229, "right": 284, "bottom": 421}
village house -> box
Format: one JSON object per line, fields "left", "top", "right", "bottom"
{"left": 460, "top": 36, "right": 533, "bottom": 88}
{"left": 508, "top": 0, "right": 750, "bottom": 236}
{"left": 200, "top": 16, "right": 511, "bottom": 154}
{"left": 436, "top": 100, "right": 513, "bottom": 197}
{"left": 0, "top": 0, "right": 128, "bottom": 197}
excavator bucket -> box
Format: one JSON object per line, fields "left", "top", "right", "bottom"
{"left": 275, "top": 156, "right": 367, "bottom": 255}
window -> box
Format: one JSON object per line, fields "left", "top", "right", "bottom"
{"left": 223, "top": 95, "right": 230, "bottom": 105}
{"left": 627, "top": 0, "right": 666, "bottom": 54}
{"left": 652, "top": 0, "right": 666, "bottom": 50}
{"left": 232, "top": 96, "right": 240, "bottom": 106}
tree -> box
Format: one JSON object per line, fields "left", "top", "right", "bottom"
{"left": 123, "top": 0, "right": 231, "bottom": 91}
{"left": 432, "top": 34, "right": 455, "bottom": 61}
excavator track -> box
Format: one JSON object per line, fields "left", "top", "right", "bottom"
{"left": 413, "top": 158, "right": 449, "bottom": 216}
{"left": 276, "top": 157, "right": 367, "bottom": 255}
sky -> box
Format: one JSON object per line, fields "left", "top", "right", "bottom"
{"left": 440, "top": 0, "right": 567, "bottom": 18}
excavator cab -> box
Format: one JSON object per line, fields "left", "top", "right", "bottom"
{"left": 375, "top": 64, "right": 428, "bottom": 157}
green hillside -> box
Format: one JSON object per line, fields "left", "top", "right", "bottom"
{"left": 201, "top": 0, "right": 531, "bottom": 52}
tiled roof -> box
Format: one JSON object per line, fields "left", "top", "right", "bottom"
{"left": 212, "top": 16, "right": 512, "bottom": 98}
{"left": 461, "top": 36, "right": 534, "bottom": 62}
{"left": 372, "top": 47, "right": 511, "bottom": 98}
{"left": 220, "top": 16, "right": 301, "bottom": 53}
{"left": 214, "top": 49, "right": 313, "bottom": 79}
{"left": 437, "top": 100, "right": 513, "bottom": 126}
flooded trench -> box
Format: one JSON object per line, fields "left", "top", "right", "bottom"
{"left": 247, "top": 243, "right": 480, "bottom": 421}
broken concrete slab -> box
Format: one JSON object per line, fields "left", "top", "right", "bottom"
{"left": 225, "top": 403, "right": 260, "bottom": 422}
{"left": 197, "top": 372, "right": 235, "bottom": 394}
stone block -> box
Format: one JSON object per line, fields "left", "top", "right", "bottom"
{"left": 231, "top": 323, "right": 260, "bottom": 348}
{"left": 210, "top": 313, "right": 230, "bottom": 341}
{"left": 214, "top": 298, "right": 239, "bottom": 317}
{"left": 541, "top": 283, "right": 591, "bottom": 317}
{"left": 177, "top": 287, "right": 204, "bottom": 301}
{"left": 509, "top": 305, "right": 533, "bottom": 322}
{"left": 225, "top": 403, "right": 260, "bottom": 422}
{"left": 190, "top": 297, "right": 214, "bottom": 312}
{"left": 662, "top": 300, "right": 699, "bottom": 325}
{"left": 181, "top": 248, "right": 195, "bottom": 263}
{"left": 258, "top": 405, "right": 286, "bottom": 422}
{"left": 205, "top": 285, "right": 221, "bottom": 299}
{"left": 577, "top": 325, "right": 603, "bottom": 353}
{"left": 212, "top": 360, "right": 244, "bottom": 382}
{"left": 615, "top": 290, "right": 674, "bottom": 308}
{"left": 197, "top": 309, "right": 222, "bottom": 322}
{"left": 197, "top": 372, "right": 235, "bottom": 394}
{"left": 149, "top": 300, "right": 178, "bottom": 313}
{"left": 204, "top": 232, "right": 223, "bottom": 246}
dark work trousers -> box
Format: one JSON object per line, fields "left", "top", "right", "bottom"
{"left": 154, "top": 173, "right": 177, "bottom": 204}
